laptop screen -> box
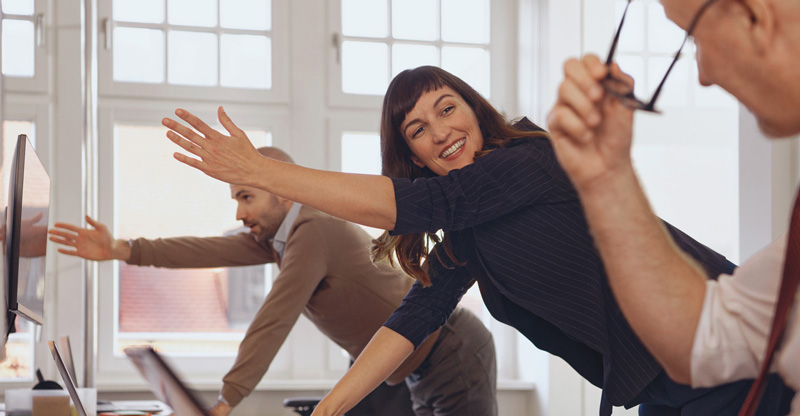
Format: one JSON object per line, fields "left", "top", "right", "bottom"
{"left": 125, "top": 346, "right": 209, "bottom": 416}
{"left": 48, "top": 341, "right": 87, "bottom": 416}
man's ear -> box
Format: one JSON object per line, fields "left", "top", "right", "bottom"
{"left": 739, "top": 0, "right": 775, "bottom": 52}
{"left": 410, "top": 154, "right": 425, "bottom": 168}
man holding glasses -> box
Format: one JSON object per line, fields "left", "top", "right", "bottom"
{"left": 549, "top": 0, "right": 800, "bottom": 413}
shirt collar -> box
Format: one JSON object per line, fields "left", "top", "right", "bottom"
{"left": 270, "top": 203, "right": 302, "bottom": 258}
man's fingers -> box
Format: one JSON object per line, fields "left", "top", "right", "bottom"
{"left": 85, "top": 215, "right": 103, "bottom": 229}
{"left": 547, "top": 106, "right": 594, "bottom": 145}
{"left": 48, "top": 229, "right": 77, "bottom": 240}
{"left": 563, "top": 58, "right": 606, "bottom": 103}
{"left": 608, "top": 63, "right": 634, "bottom": 89}
{"left": 49, "top": 235, "right": 76, "bottom": 247}
{"left": 51, "top": 223, "right": 82, "bottom": 233}
{"left": 557, "top": 79, "right": 602, "bottom": 128}
{"left": 581, "top": 54, "right": 608, "bottom": 79}
{"left": 218, "top": 106, "right": 245, "bottom": 138}
{"left": 56, "top": 248, "right": 80, "bottom": 257}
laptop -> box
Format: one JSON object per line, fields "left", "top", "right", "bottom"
{"left": 124, "top": 346, "right": 210, "bottom": 416}
{"left": 48, "top": 341, "right": 88, "bottom": 416}
{"left": 48, "top": 341, "right": 165, "bottom": 415}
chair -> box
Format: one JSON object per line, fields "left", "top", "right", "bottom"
{"left": 283, "top": 396, "right": 322, "bottom": 416}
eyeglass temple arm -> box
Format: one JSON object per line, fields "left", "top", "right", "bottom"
{"left": 646, "top": 0, "right": 720, "bottom": 110}
{"left": 606, "top": 0, "right": 632, "bottom": 66}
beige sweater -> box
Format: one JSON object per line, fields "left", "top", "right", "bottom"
{"left": 128, "top": 205, "right": 439, "bottom": 406}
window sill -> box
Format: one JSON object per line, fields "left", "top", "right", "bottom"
{"left": 96, "top": 378, "right": 536, "bottom": 393}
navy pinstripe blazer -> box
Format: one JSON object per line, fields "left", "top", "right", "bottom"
{"left": 383, "top": 119, "right": 733, "bottom": 411}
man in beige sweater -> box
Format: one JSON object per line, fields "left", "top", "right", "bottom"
{"left": 48, "top": 147, "right": 497, "bottom": 416}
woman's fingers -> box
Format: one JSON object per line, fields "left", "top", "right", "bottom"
{"left": 175, "top": 108, "right": 217, "bottom": 139}
{"left": 218, "top": 106, "right": 245, "bottom": 138}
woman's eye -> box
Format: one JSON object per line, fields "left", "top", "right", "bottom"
{"left": 413, "top": 126, "right": 425, "bottom": 138}
{"left": 442, "top": 105, "right": 454, "bottom": 115}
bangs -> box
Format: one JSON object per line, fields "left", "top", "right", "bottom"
{"left": 385, "top": 67, "right": 449, "bottom": 135}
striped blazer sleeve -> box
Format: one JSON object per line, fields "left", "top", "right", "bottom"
{"left": 391, "top": 139, "right": 566, "bottom": 235}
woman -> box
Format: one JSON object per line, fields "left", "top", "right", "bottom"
{"left": 162, "top": 67, "right": 784, "bottom": 416}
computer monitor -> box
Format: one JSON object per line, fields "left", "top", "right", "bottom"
{"left": 5, "top": 134, "right": 50, "bottom": 326}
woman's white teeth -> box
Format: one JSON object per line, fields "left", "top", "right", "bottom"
{"left": 440, "top": 139, "right": 465, "bottom": 158}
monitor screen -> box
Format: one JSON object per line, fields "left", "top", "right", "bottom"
{"left": 6, "top": 134, "right": 50, "bottom": 325}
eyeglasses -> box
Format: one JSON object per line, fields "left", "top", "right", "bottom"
{"left": 602, "top": 0, "right": 721, "bottom": 112}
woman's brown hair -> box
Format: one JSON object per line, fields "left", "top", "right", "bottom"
{"left": 371, "top": 66, "right": 549, "bottom": 286}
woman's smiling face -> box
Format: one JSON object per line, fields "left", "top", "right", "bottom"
{"left": 400, "top": 86, "right": 484, "bottom": 176}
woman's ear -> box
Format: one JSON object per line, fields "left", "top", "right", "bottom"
{"left": 410, "top": 154, "right": 426, "bottom": 168}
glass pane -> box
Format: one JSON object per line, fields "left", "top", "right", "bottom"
{"left": 615, "top": 0, "right": 643, "bottom": 53}
{"left": 442, "top": 46, "right": 490, "bottom": 98}
{"left": 648, "top": 56, "right": 689, "bottom": 107}
{"left": 114, "top": 124, "right": 271, "bottom": 355}
{"left": 648, "top": 3, "right": 684, "bottom": 54}
{"left": 221, "top": 34, "right": 271, "bottom": 89}
{"left": 341, "top": 132, "right": 383, "bottom": 238}
{"left": 113, "top": 0, "right": 165, "bottom": 24}
{"left": 341, "top": 133, "right": 381, "bottom": 175}
{"left": 2, "top": 0, "right": 33, "bottom": 15}
{"left": 168, "top": 0, "right": 217, "bottom": 27}
{"left": 113, "top": 27, "right": 165, "bottom": 83}
{"left": 221, "top": 0, "right": 271, "bottom": 30}
{"left": 0, "top": 322, "right": 34, "bottom": 381}
{"left": 392, "top": 0, "right": 437, "bottom": 41}
{"left": 168, "top": 31, "right": 218, "bottom": 86}
{"left": 342, "top": 0, "right": 388, "bottom": 38}
{"left": 392, "top": 44, "right": 439, "bottom": 77}
{"left": 2, "top": 19, "right": 35, "bottom": 78}
{"left": 342, "top": 41, "right": 389, "bottom": 95}
{"left": 616, "top": 55, "right": 645, "bottom": 98}
{"left": 441, "top": 0, "right": 489, "bottom": 44}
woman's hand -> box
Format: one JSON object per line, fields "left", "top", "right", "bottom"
{"left": 48, "top": 216, "right": 130, "bottom": 261}
{"left": 547, "top": 54, "right": 637, "bottom": 193}
{"left": 163, "top": 106, "right": 264, "bottom": 187}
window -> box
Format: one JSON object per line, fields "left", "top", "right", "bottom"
{"left": 329, "top": 0, "right": 492, "bottom": 108}
{"left": 1, "top": 0, "right": 48, "bottom": 92}
{"left": 95, "top": 105, "right": 291, "bottom": 379}
{"left": 96, "top": 0, "right": 296, "bottom": 381}
{"left": 98, "top": 0, "right": 289, "bottom": 103}
{"left": 112, "top": 123, "right": 271, "bottom": 356}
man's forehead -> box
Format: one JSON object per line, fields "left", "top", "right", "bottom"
{"left": 230, "top": 184, "right": 252, "bottom": 197}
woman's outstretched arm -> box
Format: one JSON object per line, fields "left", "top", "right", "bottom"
{"left": 163, "top": 106, "right": 397, "bottom": 230}
{"left": 311, "top": 327, "right": 415, "bottom": 416}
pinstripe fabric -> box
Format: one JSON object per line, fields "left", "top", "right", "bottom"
{"left": 383, "top": 120, "right": 733, "bottom": 410}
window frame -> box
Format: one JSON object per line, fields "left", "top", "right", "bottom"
{"left": 94, "top": 101, "right": 316, "bottom": 382}
{"left": 1, "top": 0, "right": 49, "bottom": 94}
{"left": 326, "top": 0, "right": 515, "bottom": 111}
{"left": 96, "top": 0, "right": 290, "bottom": 104}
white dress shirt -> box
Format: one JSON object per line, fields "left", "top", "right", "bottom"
{"left": 691, "top": 234, "right": 799, "bottom": 413}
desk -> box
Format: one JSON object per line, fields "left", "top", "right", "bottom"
{"left": 0, "top": 399, "right": 173, "bottom": 415}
